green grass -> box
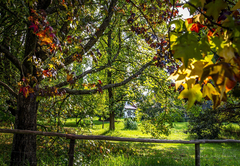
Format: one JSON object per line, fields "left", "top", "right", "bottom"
{"left": 1, "top": 118, "right": 240, "bottom": 165}
{"left": 62, "top": 118, "right": 240, "bottom": 165}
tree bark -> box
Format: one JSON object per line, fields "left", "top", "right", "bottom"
{"left": 109, "top": 111, "right": 115, "bottom": 130}
{"left": 10, "top": 95, "right": 38, "bottom": 166}
{"left": 108, "top": 67, "right": 115, "bottom": 130}
{"left": 107, "top": 29, "right": 115, "bottom": 130}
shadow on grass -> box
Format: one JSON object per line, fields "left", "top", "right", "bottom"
{"left": 90, "top": 144, "right": 195, "bottom": 166}
{"left": 100, "top": 130, "right": 112, "bottom": 135}
{"left": 64, "top": 120, "right": 110, "bottom": 127}
{"left": 89, "top": 141, "right": 240, "bottom": 166}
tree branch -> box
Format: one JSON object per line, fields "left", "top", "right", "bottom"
{"left": 55, "top": 28, "right": 122, "bottom": 88}
{"left": 0, "top": 2, "right": 28, "bottom": 24}
{"left": 0, "top": 81, "right": 17, "bottom": 98}
{"left": 58, "top": 0, "right": 118, "bottom": 69}
{"left": 129, "top": 0, "right": 159, "bottom": 43}
{"left": 0, "top": 43, "right": 23, "bottom": 72}
{"left": 168, "top": 0, "right": 175, "bottom": 56}
{"left": 60, "top": 60, "right": 153, "bottom": 95}
{"left": 186, "top": 1, "right": 230, "bottom": 30}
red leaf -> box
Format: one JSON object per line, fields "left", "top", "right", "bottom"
{"left": 29, "top": 23, "right": 39, "bottom": 33}
{"left": 98, "top": 80, "right": 102, "bottom": 84}
{"left": 19, "top": 87, "right": 23, "bottom": 93}
{"left": 186, "top": 18, "right": 193, "bottom": 24}
{"left": 207, "top": 29, "right": 215, "bottom": 40}
{"left": 23, "top": 86, "right": 30, "bottom": 98}
{"left": 190, "top": 23, "right": 205, "bottom": 33}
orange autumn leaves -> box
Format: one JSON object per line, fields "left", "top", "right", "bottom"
{"left": 28, "top": 9, "right": 59, "bottom": 53}
{"left": 187, "top": 18, "right": 215, "bottom": 37}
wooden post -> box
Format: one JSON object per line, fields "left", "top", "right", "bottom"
{"left": 68, "top": 139, "right": 76, "bottom": 166}
{"left": 195, "top": 143, "right": 200, "bottom": 166}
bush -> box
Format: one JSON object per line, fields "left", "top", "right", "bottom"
{"left": 187, "top": 108, "right": 222, "bottom": 139}
{"left": 124, "top": 118, "right": 138, "bottom": 130}
{"left": 221, "top": 123, "right": 240, "bottom": 139}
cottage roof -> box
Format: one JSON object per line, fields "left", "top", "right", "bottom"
{"left": 124, "top": 104, "right": 137, "bottom": 110}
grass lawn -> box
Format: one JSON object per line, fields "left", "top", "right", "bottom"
{"left": 0, "top": 118, "right": 239, "bottom": 165}
{"left": 63, "top": 118, "right": 240, "bottom": 166}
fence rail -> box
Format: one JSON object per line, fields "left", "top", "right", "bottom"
{"left": 1, "top": 128, "right": 240, "bottom": 166}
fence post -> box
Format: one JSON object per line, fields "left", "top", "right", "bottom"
{"left": 68, "top": 139, "right": 76, "bottom": 166}
{"left": 195, "top": 143, "right": 200, "bottom": 166}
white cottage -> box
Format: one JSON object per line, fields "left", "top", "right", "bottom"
{"left": 123, "top": 102, "right": 137, "bottom": 118}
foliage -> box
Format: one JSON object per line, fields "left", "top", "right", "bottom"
{"left": 124, "top": 118, "right": 138, "bottom": 130}
{"left": 2, "top": 0, "right": 240, "bottom": 164}
{"left": 168, "top": 0, "right": 240, "bottom": 109}
{"left": 221, "top": 123, "right": 240, "bottom": 139}
{"left": 188, "top": 108, "right": 222, "bottom": 139}
{"left": 136, "top": 70, "right": 186, "bottom": 138}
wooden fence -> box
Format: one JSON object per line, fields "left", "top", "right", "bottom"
{"left": 1, "top": 128, "right": 240, "bottom": 166}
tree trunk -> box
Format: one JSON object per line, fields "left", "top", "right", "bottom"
{"left": 10, "top": 95, "right": 38, "bottom": 166}
{"left": 102, "top": 112, "right": 104, "bottom": 129}
{"left": 109, "top": 111, "right": 115, "bottom": 130}
{"left": 107, "top": 29, "right": 115, "bottom": 130}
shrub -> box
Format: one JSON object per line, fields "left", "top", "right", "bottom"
{"left": 124, "top": 118, "right": 138, "bottom": 130}
{"left": 187, "top": 108, "right": 222, "bottom": 139}
{"left": 221, "top": 123, "right": 240, "bottom": 139}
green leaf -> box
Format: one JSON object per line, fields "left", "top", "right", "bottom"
{"left": 205, "top": 0, "right": 227, "bottom": 21}
{"left": 183, "top": 0, "right": 201, "bottom": 15}
{"left": 199, "top": 37, "right": 211, "bottom": 55}
{"left": 209, "top": 36, "right": 227, "bottom": 52}
{"left": 173, "top": 33, "right": 203, "bottom": 68}
{"left": 170, "top": 19, "right": 185, "bottom": 33}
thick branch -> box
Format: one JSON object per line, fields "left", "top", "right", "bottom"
{"left": 60, "top": 60, "right": 153, "bottom": 95}
{"left": 59, "top": 0, "right": 118, "bottom": 69}
{"left": 0, "top": 43, "right": 23, "bottom": 72}
{"left": 0, "top": 81, "right": 17, "bottom": 98}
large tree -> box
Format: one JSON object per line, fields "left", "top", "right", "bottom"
{"left": 0, "top": 0, "right": 174, "bottom": 165}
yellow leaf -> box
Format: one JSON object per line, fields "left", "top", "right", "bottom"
{"left": 168, "top": 60, "right": 210, "bottom": 90}
{"left": 193, "top": 14, "right": 205, "bottom": 24}
{"left": 203, "top": 83, "right": 220, "bottom": 100}
{"left": 42, "top": 37, "right": 53, "bottom": 44}
{"left": 202, "top": 54, "right": 214, "bottom": 62}
{"left": 201, "top": 62, "right": 235, "bottom": 86}
{"left": 231, "top": 0, "right": 240, "bottom": 11}
{"left": 178, "top": 84, "right": 202, "bottom": 109}
{"left": 185, "top": 78, "right": 196, "bottom": 89}
{"left": 219, "top": 46, "right": 235, "bottom": 64}
{"left": 48, "top": 64, "right": 55, "bottom": 69}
